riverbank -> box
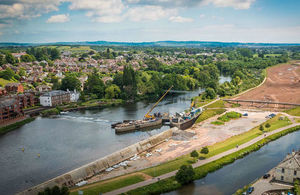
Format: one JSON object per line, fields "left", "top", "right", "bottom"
{"left": 0, "top": 117, "right": 35, "bottom": 136}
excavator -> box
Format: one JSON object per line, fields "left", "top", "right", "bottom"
{"left": 144, "top": 85, "right": 173, "bottom": 119}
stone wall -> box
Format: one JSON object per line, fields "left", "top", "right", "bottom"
{"left": 18, "top": 127, "right": 177, "bottom": 195}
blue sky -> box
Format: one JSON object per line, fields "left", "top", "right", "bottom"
{"left": 0, "top": 0, "right": 299, "bottom": 43}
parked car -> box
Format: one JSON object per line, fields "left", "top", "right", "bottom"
{"left": 263, "top": 173, "right": 270, "bottom": 179}
{"left": 243, "top": 113, "right": 248, "bottom": 116}
{"left": 247, "top": 187, "right": 254, "bottom": 194}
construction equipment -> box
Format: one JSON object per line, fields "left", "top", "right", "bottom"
{"left": 144, "top": 85, "right": 173, "bottom": 119}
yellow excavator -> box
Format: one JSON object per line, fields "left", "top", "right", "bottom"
{"left": 144, "top": 85, "right": 173, "bottom": 119}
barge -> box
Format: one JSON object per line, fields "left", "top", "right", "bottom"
{"left": 115, "top": 118, "right": 162, "bottom": 133}
{"left": 170, "top": 108, "right": 203, "bottom": 130}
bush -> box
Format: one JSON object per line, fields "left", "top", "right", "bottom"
{"left": 217, "top": 111, "right": 241, "bottom": 122}
{"left": 190, "top": 150, "right": 199, "bottom": 158}
{"left": 38, "top": 185, "right": 69, "bottom": 195}
{"left": 265, "top": 123, "right": 271, "bottom": 128}
{"left": 200, "top": 147, "right": 209, "bottom": 154}
{"left": 175, "top": 165, "right": 195, "bottom": 185}
{"left": 259, "top": 125, "right": 264, "bottom": 131}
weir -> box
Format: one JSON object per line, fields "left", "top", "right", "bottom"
{"left": 18, "top": 127, "right": 178, "bottom": 195}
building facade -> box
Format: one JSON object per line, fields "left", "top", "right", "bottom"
{"left": 0, "top": 98, "right": 23, "bottom": 124}
{"left": 39, "top": 90, "right": 70, "bottom": 107}
{"left": 5, "top": 83, "right": 24, "bottom": 94}
{"left": 274, "top": 150, "right": 300, "bottom": 184}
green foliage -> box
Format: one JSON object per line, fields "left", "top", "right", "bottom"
{"left": 85, "top": 71, "right": 105, "bottom": 98}
{"left": 190, "top": 150, "right": 199, "bottom": 158}
{"left": 285, "top": 106, "right": 300, "bottom": 116}
{"left": 217, "top": 111, "right": 242, "bottom": 122}
{"left": 26, "top": 47, "right": 60, "bottom": 61}
{"left": 211, "top": 121, "right": 224, "bottom": 125}
{"left": 105, "top": 84, "right": 121, "bottom": 99}
{"left": 196, "top": 109, "right": 226, "bottom": 123}
{"left": 41, "top": 108, "right": 60, "bottom": 117}
{"left": 20, "top": 54, "right": 35, "bottom": 62}
{"left": 200, "top": 147, "right": 209, "bottom": 154}
{"left": 265, "top": 123, "right": 271, "bottom": 128}
{"left": 38, "top": 185, "right": 69, "bottom": 195}
{"left": 259, "top": 125, "right": 264, "bottom": 131}
{"left": 294, "top": 179, "right": 300, "bottom": 195}
{"left": 175, "top": 165, "right": 195, "bottom": 185}
{"left": 203, "top": 87, "right": 216, "bottom": 99}
{"left": 123, "top": 65, "right": 137, "bottom": 99}
{"left": 5, "top": 53, "right": 16, "bottom": 64}
{"left": 61, "top": 75, "right": 81, "bottom": 91}
{"left": 0, "top": 67, "right": 15, "bottom": 80}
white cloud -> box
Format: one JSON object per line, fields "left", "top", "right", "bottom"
{"left": 125, "top": 6, "right": 177, "bottom": 22}
{"left": 0, "top": 0, "right": 62, "bottom": 21}
{"left": 199, "top": 14, "right": 205, "bottom": 18}
{"left": 169, "top": 16, "right": 193, "bottom": 23}
{"left": 47, "top": 14, "right": 70, "bottom": 23}
{"left": 207, "top": 0, "right": 256, "bottom": 10}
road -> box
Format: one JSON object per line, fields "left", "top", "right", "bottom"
{"left": 105, "top": 122, "right": 300, "bottom": 195}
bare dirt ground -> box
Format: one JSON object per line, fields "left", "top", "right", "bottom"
{"left": 235, "top": 61, "right": 300, "bottom": 108}
{"left": 87, "top": 109, "right": 271, "bottom": 184}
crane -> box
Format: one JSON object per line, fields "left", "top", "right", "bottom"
{"left": 144, "top": 85, "right": 173, "bottom": 119}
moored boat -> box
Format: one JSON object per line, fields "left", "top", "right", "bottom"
{"left": 115, "top": 118, "right": 162, "bottom": 133}
{"left": 170, "top": 108, "right": 203, "bottom": 130}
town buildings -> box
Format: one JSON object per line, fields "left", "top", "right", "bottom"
{"left": 39, "top": 90, "right": 71, "bottom": 107}
{"left": 5, "top": 83, "right": 24, "bottom": 94}
{"left": 0, "top": 97, "right": 23, "bottom": 124}
{"left": 274, "top": 150, "right": 300, "bottom": 184}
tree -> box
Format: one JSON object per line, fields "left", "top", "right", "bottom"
{"left": 0, "top": 54, "right": 5, "bottom": 66}
{"left": 259, "top": 125, "right": 264, "bottom": 131}
{"left": 38, "top": 185, "right": 69, "bottom": 195}
{"left": 85, "top": 71, "right": 105, "bottom": 98}
{"left": 61, "top": 75, "right": 81, "bottom": 91}
{"left": 5, "top": 53, "right": 16, "bottom": 64}
{"left": 0, "top": 67, "right": 15, "bottom": 80}
{"left": 21, "top": 54, "right": 35, "bottom": 62}
{"left": 190, "top": 150, "right": 199, "bottom": 159}
{"left": 200, "top": 147, "right": 209, "bottom": 154}
{"left": 265, "top": 123, "right": 271, "bottom": 128}
{"left": 175, "top": 165, "right": 195, "bottom": 185}
{"left": 204, "top": 87, "right": 216, "bottom": 99}
{"left": 105, "top": 84, "right": 121, "bottom": 99}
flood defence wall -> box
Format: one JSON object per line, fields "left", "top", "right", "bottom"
{"left": 19, "top": 127, "right": 177, "bottom": 195}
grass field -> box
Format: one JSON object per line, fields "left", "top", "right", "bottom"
{"left": 196, "top": 109, "right": 226, "bottom": 123}
{"left": 204, "top": 100, "right": 225, "bottom": 108}
{"left": 211, "top": 121, "right": 224, "bottom": 125}
{"left": 0, "top": 78, "right": 16, "bottom": 87}
{"left": 285, "top": 107, "right": 300, "bottom": 116}
{"left": 70, "top": 174, "right": 145, "bottom": 195}
{"left": 193, "top": 96, "right": 214, "bottom": 107}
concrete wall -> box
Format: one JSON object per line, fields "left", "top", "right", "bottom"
{"left": 18, "top": 127, "right": 177, "bottom": 195}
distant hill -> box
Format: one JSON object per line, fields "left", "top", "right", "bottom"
{"left": 0, "top": 41, "right": 300, "bottom": 47}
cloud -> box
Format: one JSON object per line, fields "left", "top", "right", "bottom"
{"left": 199, "top": 14, "right": 205, "bottom": 18}
{"left": 169, "top": 16, "right": 193, "bottom": 23}
{"left": 0, "top": 0, "right": 61, "bottom": 21}
{"left": 47, "top": 14, "right": 70, "bottom": 23}
{"left": 125, "top": 6, "right": 177, "bottom": 22}
{"left": 125, "top": 0, "right": 256, "bottom": 9}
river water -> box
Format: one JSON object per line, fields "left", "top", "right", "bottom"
{"left": 166, "top": 130, "right": 300, "bottom": 195}
{"left": 0, "top": 76, "right": 235, "bottom": 195}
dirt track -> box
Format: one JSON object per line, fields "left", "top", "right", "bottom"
{"left": 236, "top": 61, "right": 300, "bottom": 105}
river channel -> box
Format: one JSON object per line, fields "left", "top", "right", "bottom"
{"left": 0, "top": 76, "right": 234, "bottom": 195}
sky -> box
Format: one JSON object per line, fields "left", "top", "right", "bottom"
{"left": 0, "top": 0, "right": 299, "bottom": 43}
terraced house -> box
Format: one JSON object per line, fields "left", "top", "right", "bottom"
{"left": 39, "top": 90, "right": 70, "bottom": 107}
{"left": 274, "top": 150, "right": 300, "bottom": 184}
{"left": 0, "top": 98, "right": 23, "bottom": 124}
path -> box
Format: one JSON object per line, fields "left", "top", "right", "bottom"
{"left": 105, "top": 122, "right": 300, "bottom": 195}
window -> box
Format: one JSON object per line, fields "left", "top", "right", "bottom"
{"left": 294, "top": 171, "right": 297, "bottom": 176}
{"left": 281, "top": 176, "right": 284, "bottom": 181}
{"left": 282, "top": 168, "right": 285, "bottom": 173}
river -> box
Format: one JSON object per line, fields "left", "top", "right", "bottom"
{"left": 0, "top": 76, "right": 234, "bottom": 195}
{"left": 166, "top": 129, "right": 300, "bottom": 195}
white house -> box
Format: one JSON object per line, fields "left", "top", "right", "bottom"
{"left": 68, "top": 89, "right": 80, "bottom": 102}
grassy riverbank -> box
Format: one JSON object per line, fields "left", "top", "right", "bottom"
{"left": 0, "top": 118, "right": 35, "bottom": 136}
{"left": 285, "top": 106, "right": 300, "bottom": 116}
{"left": 126, "top": 125, "right": 300, "bottom": 195}
{"left": 70, "top": 174, "right": 145, "bottom": 195}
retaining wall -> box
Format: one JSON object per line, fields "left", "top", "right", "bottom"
{"left": 18, "top": 127, "right": 177, "bottom": 195}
